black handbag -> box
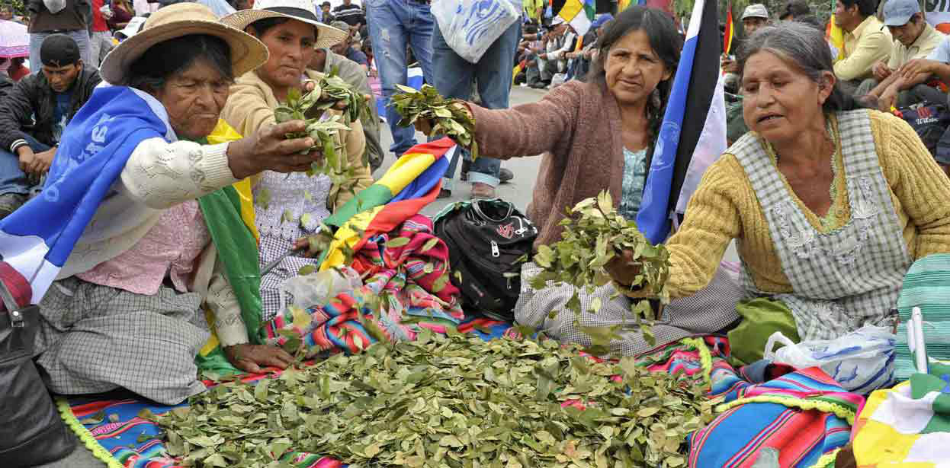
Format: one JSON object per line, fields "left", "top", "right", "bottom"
{"left": 0, "top": 267, "right": 76, "bottom": 467}
{"left": 434, "top": 199, "right": 538, "bottom": 321}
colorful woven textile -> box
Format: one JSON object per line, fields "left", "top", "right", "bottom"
{"left": 850, "top": 374, "right": 950, "bottom": 467}
{"left": 264, "top": 215, "right": 464, "bottom": 356}
{"left": 688, "top": 367, "right": 863, "bottom": 468}
{"left": 319, "top": 139, "right": 454, "bottom": 271}
{"left": 895, "top": 253, "right": 950, "bottom": 381}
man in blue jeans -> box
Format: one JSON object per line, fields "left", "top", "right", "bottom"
{"left": 366, "top": 0, "right": 436, "bottom": 159}
{"left": 431, "top": 18, "right": 522, "bottom": 199}
{"left": 0, "top": 35, "right": 101, "bottom": 219}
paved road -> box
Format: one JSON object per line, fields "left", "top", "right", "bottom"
{"left": 374, "top": 86, "right": 740, "bottom": 262}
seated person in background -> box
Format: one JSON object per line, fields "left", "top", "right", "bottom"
{"left": 320, "top": 1, "right": 334, "bottom": 23}
{"left": 310, "top": 32, "right": 384, "bottom": 173}
{"left": 722, "top": 4, "right": 770, "bottom": 85}
{"left": 333, "top": 0, "right": 363, "bottom": 28}
{"left": 0, "top": 35, "right": 100, "bottom": 219}
{"left": 330, "top": 20, "right": 369, "bottom": 71}
{"left": 832, "top": 0, "right": 893, "bottom": 95}
{"left": 858, "top": 0, "right": 944, "bottom": 108}
{"left": 779, "top": 0, "right": 811, "bottom": 20}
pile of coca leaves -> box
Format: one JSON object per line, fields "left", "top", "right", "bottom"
{"left": 391, "top": 84, "right": 478, "bottom": 160}
{"left": 144, "top": 330, "right": 712, "bottom": 467}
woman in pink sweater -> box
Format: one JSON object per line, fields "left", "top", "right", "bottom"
{"left": 420, "top": 6, "right": 743, "bottom": 355}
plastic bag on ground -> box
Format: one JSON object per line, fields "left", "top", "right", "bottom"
{"left": 431, "top": 0, "right": 520, "bottom": 64}
{"left": 278, "top": 266, "right": 363, "bottom": 310}
{"left": 763, "top": 325, "right": 896, "bottom": 394}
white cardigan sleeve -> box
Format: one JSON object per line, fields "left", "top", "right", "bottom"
{"left": 118, "top": 138, "right": 239, "bottom": 209}
{"left": 548, "top": 33, "right": 577, "bottom": 61}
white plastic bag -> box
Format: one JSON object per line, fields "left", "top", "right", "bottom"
{"left": 278, "top": 266, "right": 362, "bottom": 310}
{"left": 431, "top": 0, "right": 519, "bottom": 64}
{"left": 763, "top": 325, "right": 896, "bottom": 394}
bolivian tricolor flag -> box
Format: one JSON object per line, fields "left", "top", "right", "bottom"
{"left": 723, "top": 1, "right": 734, "bottom": 57}
{"left": 319, "top": 138, "right": 456, "bottom": 271}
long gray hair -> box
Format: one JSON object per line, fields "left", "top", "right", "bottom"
{"left": 735, "top": 21, "right": 865, "bottom": 114}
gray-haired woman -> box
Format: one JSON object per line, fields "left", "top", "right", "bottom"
{"left": 4, "top": 4, "right": 324, "bottom": 405}
{"left": 608, "top": 22, "right": 950, "bottom": 364}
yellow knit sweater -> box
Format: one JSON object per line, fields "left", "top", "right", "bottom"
{"left": 665, "top": 110, "right": 950, "bottom": 299}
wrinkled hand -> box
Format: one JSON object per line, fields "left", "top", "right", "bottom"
{"left": 224, "top": 344, "right": 294, "bottom": 374}
{"left": 411, "top": 101, "right": 471, "bottom": 138}
{"left": 878, "top": 89, "right": 898, "bottom": 112}
{"left": 900, "top": 59, "right": 934, "bottom": 80}
{"left": 227, "top": 120, "right": 321, "bottom": 178}
{"left": 292, "top": 236, "right": 322, "bottom": 257}
{"left": 872, "top": 61, "right": 892, "bottom": 81}
{"left": 18, "top": 146, "right": 55, "bottom": 180}
{"left": 604, "top": 249, "right": 641, "bottom": 288}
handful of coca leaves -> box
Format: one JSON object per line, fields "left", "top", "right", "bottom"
{"left": 529, "top": 191, "right": 672, "bottom": 349}
{"left": 391, "top": 84, "right": 478, "bottom": 159}
{"left": 273, "top": 84, "right": 363, "bottom": 194}
{"left": 144, "top": 330, "right": 711, "bottom": 467}
{"left": 314, "top": 67, "right": 372, "bottom": 126}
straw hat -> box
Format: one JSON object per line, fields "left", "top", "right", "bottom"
{"left": 100, "top": 3, "right": 268, "bottom": 85}
{"left": 222, "top": 0, "right": 348, "bottom": 50}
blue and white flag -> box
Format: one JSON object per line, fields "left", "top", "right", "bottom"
{"left": 377, "top": 66, "right": 424, "bottom": 122}
{"left": 636, "top": 0, "right": 726, "bottom": 244}
{"left": 0, "top": 86, "right": 173, "bottom": 303}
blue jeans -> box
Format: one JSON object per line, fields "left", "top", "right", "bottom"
{"left": 432, "top": 21, "right": 522, "bottom": 188}
{"left": 0, "top": 135, "right": 50, "bottom": 196}
{"left": 366, "top": 0, "right": 435, "bottom": 157}
{"left": 30, "top": 30, "right": 93, "bottom": 72}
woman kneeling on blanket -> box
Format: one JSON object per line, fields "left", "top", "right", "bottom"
{"left": 5, "top": 4, "right": 326, "bottom": 405}
{"left": 608, "top": 22, "right": 950, "bottom": 364}
{"left": 416, "top": 6, "right": 744, "bottom": 356}
{"left": 220, "top": 0, "right": 373, "bottom": 322}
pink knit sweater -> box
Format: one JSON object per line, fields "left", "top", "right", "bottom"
{"left": 471, "top": 80, "right": 624, "bottom": 246}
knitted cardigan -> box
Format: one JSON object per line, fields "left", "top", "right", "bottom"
{"left": 664, "top": 110, "right": 950, "bottom": 299}
{"left": 471, "top": 79, "right": 625, "bottom": 247}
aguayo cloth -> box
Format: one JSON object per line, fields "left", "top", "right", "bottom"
{"left": 319, "top": 139, "right": 453, "bottom": 271}
{"left": 688, "top": 366, "right": 863, "bottom": 468}
{"left": 851, "top": 375, "right": 950, "bottom": 467}
{"left": 265, "top": 215, "right": 464, "bottom": 356}
{"left": 731, "top": 110, "right": 911, "bottom": 341}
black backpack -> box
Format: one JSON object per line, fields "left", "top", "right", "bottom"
{"left": 434, "top": 199, "right": 538, "bottom": 321}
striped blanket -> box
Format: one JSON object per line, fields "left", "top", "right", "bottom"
{"left": 264, "top": 215, "right": 465, "bottom": 356}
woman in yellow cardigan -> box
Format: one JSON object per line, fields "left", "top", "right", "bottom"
{"left": 220, "top": 0, "right": 373, "bottom": 321}
{"left": 610, "top": 22, "right": 950, "bottom": 364}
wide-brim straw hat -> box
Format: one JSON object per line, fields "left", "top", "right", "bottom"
{"left": 222, "top": 0, "right": 348, "bottom": 50}
{"left": 101, "top": 3, "right": 268, "bottom": 85}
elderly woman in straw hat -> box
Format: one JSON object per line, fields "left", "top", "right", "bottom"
{"left": 5, "top": 3, "right": 326, "bottom": 405}
{"left": 220, "top": 0, "right": 372, "bottom": 322}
